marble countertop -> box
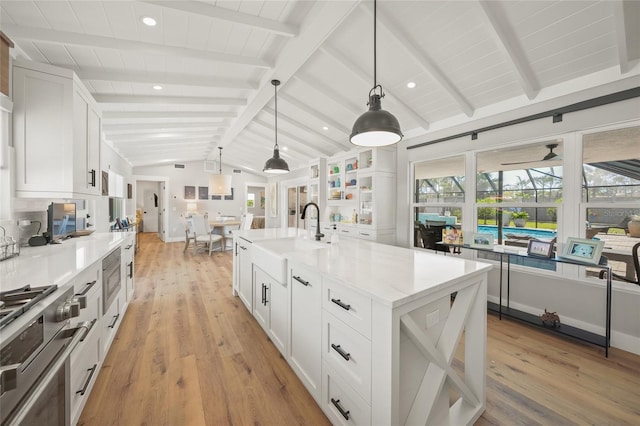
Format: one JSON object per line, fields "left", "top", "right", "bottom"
{"left": 0, "top": 232, "right": 130, "bottom": 292}
{"left": 248, "top": 231, "right": 493, "bottom": 308}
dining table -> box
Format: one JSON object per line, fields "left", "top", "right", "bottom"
{"left": 602, "top": 247, "right": 636, "bottom": 281}
{"left": 209, "top": 220, "right": 241, "bottom": 250}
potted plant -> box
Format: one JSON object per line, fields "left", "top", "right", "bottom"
{"left": 512, "top": 211, "right": 529, "bottom": 227}
{"left": 629, "top": 215, "right": 640, "bottom": 237}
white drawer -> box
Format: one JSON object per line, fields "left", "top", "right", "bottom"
{"left": 356, "top": 229, "right": 376, "bottom": 241}
{"left": 323, "top": 278, "right": 371, "bottom": 339}
{"left": 322, "top": 311, "right": 371, "bottom": 402}
{"left": 322, "top": 362, "right": 371, "bottom": 426}
{"left": 72, "top": 262, "right": 101, "bottom": 296}
{"left": 338, "top": 225, "right": 356, "bottom": 237}
{"left": 70, "top": 324, "right": 101, "bottom": 425}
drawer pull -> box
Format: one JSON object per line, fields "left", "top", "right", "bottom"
{"left": 76, "top": 364, "right": 98, "bottom": 396}
{"left": 330, "top": 398, "right": 350, "bottom": 420}
{"left": 108, "top": 313, "right": 120, "bottom": 328}
{"left": 331, "top": 298, "right": 351, "bottom": 311}
{"left": 293, "top": 276, "right": 310, "bottom": 286}
{"left": 128, "top": 261, "right": 134, "bottom": 279}
{"left": 331, "top": 343, "right": 351, "bottom": 361}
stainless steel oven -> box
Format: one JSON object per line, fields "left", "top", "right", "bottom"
{"left": 102, "top": 248, "right": 121, "bottom": 312}
{"left": 0, "top": 286, "right": 90, "bottom": 426}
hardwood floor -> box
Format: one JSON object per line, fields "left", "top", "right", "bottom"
{"left": 79, "top": 233, "right": 640, "bottom": 425}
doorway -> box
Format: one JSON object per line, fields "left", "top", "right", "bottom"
{"left": 134, "top": 176, "right": 168, "bottom": 242}
{"left": 286, "top": 183, "right": 308, "bottom": 229}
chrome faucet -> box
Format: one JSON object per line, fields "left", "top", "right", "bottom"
{"left": 301, "top": 202, "right": 324, "bottom": 241}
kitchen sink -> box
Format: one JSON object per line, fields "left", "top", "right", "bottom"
{"left": 252, "top": 237, "right": 328, "bottom": 283}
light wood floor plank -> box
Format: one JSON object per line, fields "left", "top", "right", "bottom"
{"left": 79, "top": 233, "right": 640, "bottom": 425}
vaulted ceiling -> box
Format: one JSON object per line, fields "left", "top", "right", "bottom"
{"left": 2, "top": 0, "right": 639, "bottom": 174}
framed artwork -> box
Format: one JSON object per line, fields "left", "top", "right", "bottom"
{"left": 184, "top": 186, "right": 196, "bottom": 200}
{"left": 260, "top": 191, "right": 265, "bottom": 208}
{"left": 211, "top": 194, "right": 221, "bottom": 200}
{"left": 527, "top": 239, "right": 554, "bottom": 258}
{"left": 198, "top": 186, "right": 209, "bottom": 200}
{"left": 224, "top": 188, "right": 234, "bottom": 201}
{"left": 442, "top": 228, "right": 463, "bottom": 245}
{"left": 269, "top": 182, "right": 278, "bottom": 217}
{"left": 469, "top": 232, "right": 494, "bottom": 249}
{"left": 559, "top": 237, "right": 604, "bottom": 265}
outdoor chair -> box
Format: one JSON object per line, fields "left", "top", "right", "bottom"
{"left": 599, "top": 242, "right": 640, "bottom": 285}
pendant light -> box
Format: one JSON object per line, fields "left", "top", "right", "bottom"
{"left": 209, "top": 147, "right": 232, "bottom": 196}
{"left": 263, "top": 79, "right": 290, "bottom": 174}
{"left": 350, "top": 0, "right": 403, "bottom": 147}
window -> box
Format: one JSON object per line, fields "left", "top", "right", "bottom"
{"left": 582, "top": 125, "right": 640, "bottom": 283}
{"left": 476, "top": 141, "right": 562, "bottom": 246}
{"left": 412, "top": 156, "right": 464, "bottom": 249}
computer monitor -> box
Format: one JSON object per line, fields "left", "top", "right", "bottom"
{"left": 47, "top": 202, "right": 77, "bottom": 243}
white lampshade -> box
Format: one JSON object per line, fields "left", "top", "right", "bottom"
{"left": 210, "top": 174, "right": 232, "bottom": 196}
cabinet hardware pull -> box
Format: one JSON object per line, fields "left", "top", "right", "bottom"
{"left": 128, "top": 261, "right": 133, "bottom": 279}
{"left": 125, "top": 244, "right": 133, "bottom": 250}
{"left": 108, "top": 313, "right": 120, "bottom": 328}
{"left": 331, "top": 298, "right": 351, "bottom": 311}
{"left": 331, "top": 344, "right": 351, "bottom": 361}
{"left": 341, "top": 230, "right": 349, "bottom": 233}
{"left": 261, "top": 283, "right": 266, "bottom": 305}
{"left": 293, "top": 276, "right": 310, "bottom": 286}
{"left": 89, "top": 169, "right": 96, "bottom": 187}
{"left": 240, "top": 245, "right": 247, "bottom": 250}
{"left": 235, "top": 243, "right": 238, "bottom": 256}
{"left": 330, "top": 398, "right": 350, "bottom": 420}
{"left": 360, "top": 233, "right": 370, "bottom": 236}
{"left": 264, "top": 284, "right": 269, "bottom": 305}
{"left": 77, "top": 364, "right": 98, "bottom": 395}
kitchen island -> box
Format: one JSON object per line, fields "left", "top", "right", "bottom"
{"left": 232, "top": 229, "right": 492, "bottom": 425}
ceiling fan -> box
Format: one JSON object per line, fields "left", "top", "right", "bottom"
{"left": 501, "top": 143, "right": 560, "bottom": 166}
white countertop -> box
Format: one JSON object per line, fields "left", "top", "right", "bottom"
{"left": 233, "top": 227, "right": 309, "bottom": 242}
{"left": 247, "top": 231, "right": 493, "bottom": 308}
{"left": 0, "top": 232, "right": 129, "bottom": 292}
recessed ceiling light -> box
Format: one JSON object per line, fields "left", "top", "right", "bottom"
{"left": 322, "top": 126, "right": 329, "bottom": 131}
{"left": 407, "top": 81, "right": 416, "bottom": 89}
{"left": 282, "top": 146, "right": 288, "bottom": 151}
{"left": 153, "top": 85, "right": 163, "bottom": 90}
{"left": 142, "top": 16, "right": 157, "bottom": 26}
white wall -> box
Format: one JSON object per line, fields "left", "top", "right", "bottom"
{"left": 133, "top": 160, "right": 266, "bottom": 241}
{"left": 395, "top": 89, "right": 640, "bottom": 354}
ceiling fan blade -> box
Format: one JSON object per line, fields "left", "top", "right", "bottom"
{"left": 500, "top": 160, "right": 538, "bottom": 166}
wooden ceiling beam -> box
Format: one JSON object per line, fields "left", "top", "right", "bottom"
{"left": 142, "top": 0, "right": 298, "bottom": 38}
{"left": 94, "top": 94, "right": 246, "bottom": 106}
{"left": 478, "top": 0, "right": 538, "bottom": 100}
{"left": 365, "top": 1, "right": 474, "bottom": 118}
{"left": 3, "top": 23, "right": 270, "bottom": 68}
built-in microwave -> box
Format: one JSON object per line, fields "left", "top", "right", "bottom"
{"left": 102, "top": 248, "right": 121, "bottom": 312}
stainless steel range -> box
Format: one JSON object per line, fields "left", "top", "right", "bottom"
{"left": 0, "top": 284, "right": 91, "bottom": 426}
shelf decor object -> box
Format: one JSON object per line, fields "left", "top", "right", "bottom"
{"left": 263, "top": 79, "right": 290, "bottom": 174}
{"left": 350, "top": 0, "right": 403, "bottom": 147}
{"left": 469, "top": 232, "right": 494, "bottom": 249}
{"left": 559, "top": 237, "right": 604, "bottom": 265}
{"left": 527, "top": 239, "right": 554, "bottom": 258}
{"left": 209, "top": 147, "right": 232, "bottom": 196}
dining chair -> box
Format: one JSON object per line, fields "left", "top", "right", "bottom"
{"left": 241, "top": 213, "right": 254, "bottom": 230}
{"left": 179, "top": 213, "right": 194, "bottom": 252}
{"left": 189, "top": 214, "right": 223, "bottom": 255}
{"left": 222, "top": 223, "right": 240, "bottom": 250}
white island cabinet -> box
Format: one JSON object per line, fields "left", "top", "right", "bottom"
{"left": 236, "top": 230, "right": 492, "bottom": 425}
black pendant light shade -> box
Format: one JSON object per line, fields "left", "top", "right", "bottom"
{"left": 350, "top": 0, "right": 403, "bottom": 147}
{"left": 263, "top": 145, "right": 289, "bottom": 174}
{"left": 264, "top": 79, "right": 290, "bottom": 174}
{"left": 350, "top": 88, "right": 403, "bottom": 146}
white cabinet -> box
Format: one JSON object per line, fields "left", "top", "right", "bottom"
{"left": 101, "top": 292, "right": 122, "bottom": 353}
{"left": 122, "top": 234, "right": 135, "bottom": 303}
{"left": 70, "top": 322, "right": 100, "bottom": 425}
{"left": 289, "top": 264, "right": 322, "bottom": 403}
{"left": 253, "top": 266, "right": 288, "bottom": 356}
{"left": 237, "top": 238, "right": 253, "bottom": 311}
{"left": 12, "top": 60, "right": 101, "bottom": 198}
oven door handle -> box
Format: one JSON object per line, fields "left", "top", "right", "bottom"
{"left": 5, "top": 321, "right": 92, "bottom": 426}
